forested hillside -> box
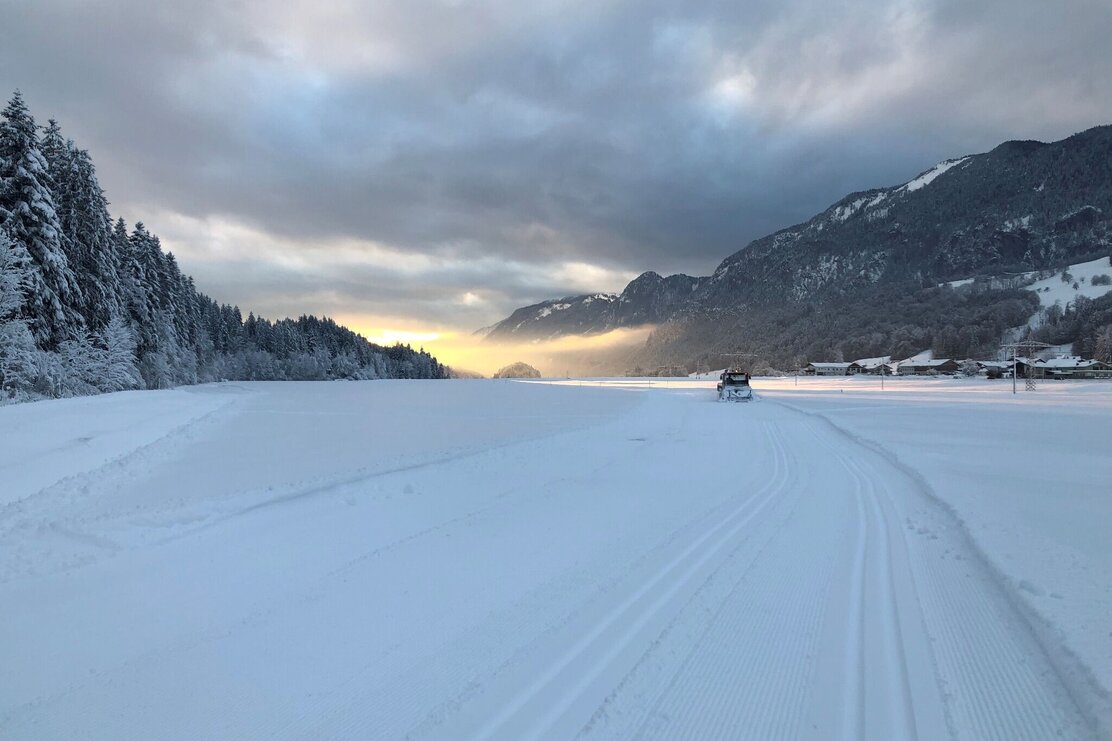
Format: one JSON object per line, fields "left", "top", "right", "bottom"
{"left": 0, "top": 92, "right": 445, "bottom": 402}
{"left": 487, "top": 125, "right": 1112, "bottom": 372}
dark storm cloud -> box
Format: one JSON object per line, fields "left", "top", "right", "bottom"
{"left": 3, "top": 0, "right": 1112, "bottom": 327}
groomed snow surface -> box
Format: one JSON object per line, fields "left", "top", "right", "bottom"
{"left": 2, "top": 378, "right": 1110, "bottom": 740}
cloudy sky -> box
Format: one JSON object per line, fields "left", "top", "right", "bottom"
{"left": 3, "top": 0, "right": 1112, "bottom": 364}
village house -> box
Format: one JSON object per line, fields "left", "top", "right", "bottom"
{"left": 805, "top": 362, "right": 860, "bottom": 376}
{"left": 976, "top": 360, "right": 1012, "bottom": 374}
{"left": 896, "top": 358, "right": 960, "bottom": 375}
{"left": 852, "top": 356, "right": 892, "bottom": 375}
{"left": 1016, "top": 355, "right": 1112, "bottom": 379}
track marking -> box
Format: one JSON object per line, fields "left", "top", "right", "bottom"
{"left": 472, "top": 424, "right": 793, "bottom": 740}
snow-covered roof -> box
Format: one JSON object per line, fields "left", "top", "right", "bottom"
{"left": 897, "top": 349, "right": 934, "bottom": 364}
{"left": 1035, "top": 355, "right": 1107, "bottom": 369}
{"left": 852, "top": 355, "right": 891, "bottom": 369}
{"left": 808, "top": 362, "right": 854, "bottom": 369}
{"left": 898, "top": 358, "right": 955, "bottom": 368}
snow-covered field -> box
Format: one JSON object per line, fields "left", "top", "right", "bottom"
{"left": 1027, "top": 256, "right": 1112, "bottom": 307}
{"left": 1, "top": 378, "right": 1110, "bottom": 739}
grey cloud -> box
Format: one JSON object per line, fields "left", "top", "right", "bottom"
{"left": 3, "top": 0, "right": 1112, "bottom": 326}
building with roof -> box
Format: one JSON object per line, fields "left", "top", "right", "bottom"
{"left": 1020, "top": 355, "right": 1112, "bottom": 379}
{"left": 804, "top": 362, "right": 859, "bottom": 376}
{"left": 852, "top": 356, "right": 892, "bottom": 374}
{"left": 895, "top": 358, "right": 960, "bottom": 375}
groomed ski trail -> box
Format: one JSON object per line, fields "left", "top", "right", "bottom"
{"left": 0, "top": 382, "right": 1103, "bottom": 740}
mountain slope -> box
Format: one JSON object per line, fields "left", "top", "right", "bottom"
{"left": 483, "top": 271, "right": 704, "bottom": 342}
{"left": 485, "top": 125, "right": 1112, "bottom": 370}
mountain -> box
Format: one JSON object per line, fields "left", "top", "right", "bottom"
{"left": 483, "top": 271, "right": 704, "bottom": 342}
{"left": 485, "top": 125, "right": 1112, "bottom": 371}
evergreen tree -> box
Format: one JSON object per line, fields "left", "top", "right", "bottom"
{"left": 59, "top": 329, "right": 107, "bottom": 396}
{"left": 44, "top": 134, "right": 122, "bottom": 332}
{"left": 0, "top": 228, "right": 42, "bottom": 398}
{"left": 0, "top": 91, "right": 449, "bottom": 402}
{"left": 102, "top": 315, "right": 143, "bottom": 391}
{"left": 0, "top": 92, "right": 82, "bottom": 347}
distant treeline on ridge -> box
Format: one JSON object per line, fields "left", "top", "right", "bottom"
{"left": 0, "top": 91, "right": 447, "bottom": 403}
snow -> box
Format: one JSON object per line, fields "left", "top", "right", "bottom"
{"left": 1037, "top": 354, "right": 1105, "bottom": 370}
{"left": 1003, "top": 214, "right": 1033, "bottom": 231}
{"left": 2, "top": 379, "right": 1109, "bottom": 739}
{"left": 832, "top": 197, "right": 868, "bottom": 222}
{"left": 830, "top": 192, "right": 889, "bottom": 223}
{"left": 899, "top": 157, "right": 970, "bottom": 193}
{"left": 852, "top": 355, "right": 891, "bottom": 371}
{"left": 1027, "top": 256, "right": 1112, "bottom": 307}
{"left": 688, "top": 368, "right": 726, "bottom": 379}
{"left": 536, "top": 302, "right": 572, "bottom": 318}
{"left": 896, "top": 348, "right": 934, "bottom": 366}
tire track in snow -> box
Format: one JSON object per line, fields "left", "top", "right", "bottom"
{"left": 458, "top": 421, "right": 795, "bottom": 741}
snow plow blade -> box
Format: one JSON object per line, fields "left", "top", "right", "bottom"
{"left": 718, "top": 386, "right": 754, "bottom": 402}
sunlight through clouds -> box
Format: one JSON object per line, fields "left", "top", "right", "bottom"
{"left": 6, "top": 0, "right": 1112, "bottom": 343}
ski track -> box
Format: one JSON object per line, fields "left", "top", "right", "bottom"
{"left": 464, "top": 424, "right": 794, "bottom": 740}
{"left": 0, "top": 382, "right": 1104, "bottom": 740}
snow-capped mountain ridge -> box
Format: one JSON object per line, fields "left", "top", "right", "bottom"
{"left": 485, "top": 124, "right": 1112, "bottom": 370}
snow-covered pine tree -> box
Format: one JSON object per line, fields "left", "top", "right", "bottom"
{"left": 0, "top": 227, "right": 42, "bottom": 398}
{"left": 42, "top": 127, "right": 123, "bottom": 333}
{"left": 1, "top": 91, "right": 449, "bottom": 400}
{"left": 0, "top": 92, "right": 83, "bottom": 347}
{"left": 58, "top": 328, "right": 108, "bottom": 396}
{"left": 125, "top": 222, "right": 160, "bottom": 352}
{"left": 102, "top": 314, "right": 143, "bottom": 391}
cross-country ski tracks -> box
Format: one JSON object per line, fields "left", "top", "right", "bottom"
{"left": 574, "top": 414, "right": 934, "bottom": 740}
{"left": 2, "top": 386, "right": 1103, "bottom": 740}
{"left": 0, "top": 391, "right": 780, "bottom": 740}
{"left": 430, "top": 417, "right": 800, "bottom": 740}
{"left": 577, "top": 408, "right": 1097, "bottom": 740}
{"left": 251, "top": 412, "right": 793, "bottom": 739}
{"left": 795, "top": 408, "right": 1096, "bottom": 740}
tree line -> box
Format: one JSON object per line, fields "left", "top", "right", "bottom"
{"left": 0, "top": 91, "right": 446, "bottom": 402}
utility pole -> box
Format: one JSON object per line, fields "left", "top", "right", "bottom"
{"left": 1000, "top": 340, "right": 1052, "bottom": 394}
